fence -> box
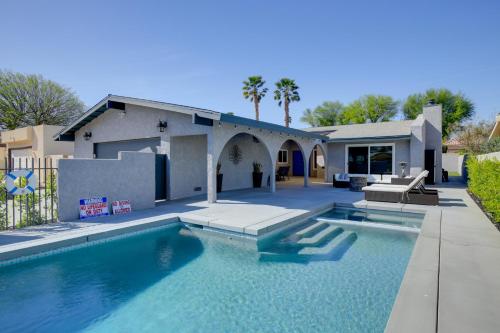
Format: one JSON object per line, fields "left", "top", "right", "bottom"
{"left": 0, "top": 158, "right": 58, "bottom": 230}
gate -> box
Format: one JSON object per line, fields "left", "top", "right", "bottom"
{"left": 0, "top": 157, "right": 58, "bottom": 230}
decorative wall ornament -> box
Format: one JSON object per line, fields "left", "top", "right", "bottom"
{"left": 228, "top": 145, "right": 243, "bottom": 164}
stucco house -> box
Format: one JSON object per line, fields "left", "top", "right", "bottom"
{"left": 1, "top": 124, "right": 74, "bottom": 169}
{"left": 54, "top": 95, "right": 441, "bottom": 220}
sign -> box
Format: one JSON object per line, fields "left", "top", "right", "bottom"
{"left": 112, "top": 200, "right": 132, "bottom": 215}
{"left": 79, "top": 197, "right": 109, "bottom": 219}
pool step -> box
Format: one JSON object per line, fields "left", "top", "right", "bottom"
{"left": 298, "top": 231, "right": 356, "bottom": 256}
{"left": 294, "top": 221, "right": 327, "bottom": 238}
{"left": 297, "top": 225, "right": 343, "bottom": 246}
{"left": 316, "top": 217, "right": 420, "bottom": 234}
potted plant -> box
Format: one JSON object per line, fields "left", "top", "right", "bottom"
{"left": 252, "top": 161, "right": 263, "bottom": 188}
{"left": 216, "top": 161, "right": 223, "bottom": 193}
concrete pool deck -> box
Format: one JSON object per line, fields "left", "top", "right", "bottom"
{"left": 0, "top": 180, "right": 499, "bottom": 332}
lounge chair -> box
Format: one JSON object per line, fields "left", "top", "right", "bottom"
{"left": 362, "top": 170, "right": 439, "bottom": 205}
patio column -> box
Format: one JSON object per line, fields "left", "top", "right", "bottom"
{"left": 304, "top": 157, "right": 309, "bottom": 187}
{"left": 270, "top": 162, "right": 276, "bottom": 192}
{"left": 207, "top": 134, "right": 217, "bottom": 203}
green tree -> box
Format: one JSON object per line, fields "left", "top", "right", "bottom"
{"left": 402, "top": 88, "right": 474, "bottom": 139}
{"left": 340, "top": 95, "right": 398, "bottom": 124}
{"left": 0, "top": 70, "right": 84, "bottom": 129}
{"left": 301, "top": 101, "right": 344, "bottom": 127}
{"left": 242, "top": 76, "right": 268, "bottom": 121}
{"left": 274, "top": 78, "right": 300, "bottom": 127}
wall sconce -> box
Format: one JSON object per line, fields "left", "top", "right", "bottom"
{"left": 157, "top": 120, "right": 168, "bottom": 132}
{"left": 83, "top": 132, "right": 92, "bottom": 141}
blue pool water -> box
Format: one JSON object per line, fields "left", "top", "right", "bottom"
{"left": 0, "top": 210, "right": 420, "bottom": 333}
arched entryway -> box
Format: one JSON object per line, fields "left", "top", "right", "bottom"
{"left": 308, "top": 144, "right": 328, "bottom": 184}
{"left": 216, "top": 133, "right": 273, "bottom": 194}
{"left": 275, "top": 139, "right": 307, "bottom": 188}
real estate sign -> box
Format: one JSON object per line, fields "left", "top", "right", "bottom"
{"left": 112, "top": 200, "right": 132, "bottom": 215}
{"left": 79, "top": 197, "right": 109, "bottom": 219}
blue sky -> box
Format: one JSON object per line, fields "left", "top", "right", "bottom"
{"left": 1, "top": 0, "right": 499, "bottom": 127}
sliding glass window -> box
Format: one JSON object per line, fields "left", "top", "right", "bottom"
{"left": 347, "top": 146, "right": 369, "bottom": 174}
{"left": 369, "top": 146, "right": 393, "bottom": 174}
{"left": 347, "top": 145, "right": 393, "bottom": 175}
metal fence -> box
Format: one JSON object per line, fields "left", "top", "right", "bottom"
{"left": 0, "top": 157, "right": 58, "bottom": 230}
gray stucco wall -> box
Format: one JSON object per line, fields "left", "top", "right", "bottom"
{"left": 170, "top": 135, "right": 208, "bottom": 199}
{"left": 325, "top": 139, "right": 410, "bottom": 179}
{"left": 57, "top": 151, "right": 155, "bottom": 221}
{"left": 218, "top": 133, "right": 272, "bottom": 191}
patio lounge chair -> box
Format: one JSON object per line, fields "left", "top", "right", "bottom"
{"left": 362, "top": 170, "right": 439, "bottom": 205}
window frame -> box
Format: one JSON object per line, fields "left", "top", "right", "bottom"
{"left": 344, "top": 143, "right": 395, "bottom": 175}
{"left": 278, "top": 149, "right": 289, "bottom": 164}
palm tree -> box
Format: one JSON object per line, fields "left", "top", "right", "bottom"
{"left": 274, "top": 78, "right": 300, "bottom": 127}
{"left": 242, "top": 76, "right": 268, "bottom": 121}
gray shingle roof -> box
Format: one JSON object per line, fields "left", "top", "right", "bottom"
{"left": 303, "top": 120, "right": 414, "bottom": 141}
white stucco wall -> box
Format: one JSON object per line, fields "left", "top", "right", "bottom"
{"left": 218, "top": 133, "right": 272, "bottom": 191}
{"left": 170, "top": 135, "right": 208, "bottom": 200}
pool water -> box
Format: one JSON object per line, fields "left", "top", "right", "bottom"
{"left": 0, "top": 211, "right": 420, "bottom": 333}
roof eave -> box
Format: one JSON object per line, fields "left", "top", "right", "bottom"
{"left": 327, "top": 134, "right": 411, "bottom": 143}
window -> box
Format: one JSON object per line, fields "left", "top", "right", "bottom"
{"left": 347, "top": 146, "right": 369, "bottom": 174}
{"left": 312, "top": 149, "right": 318, "bottom": 170}
{"left": 278, "top": 149, "right": 288, "bottom": 164}
{"left": 370, "top": 146, "right": 393, "bottom": 174}
{"left": 346, "top": 144, "right": 394, "bottom": 175}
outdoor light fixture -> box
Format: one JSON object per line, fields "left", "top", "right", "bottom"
{"left": 83, "top": 132, "right": 92, "bottom": 141}
{"left": 157, "top": 120, "right": 168, "bottom": 132}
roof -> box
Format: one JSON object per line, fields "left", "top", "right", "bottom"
{"left": 303, "top": 120, "right": 414, "bottom": 142}
{"left": 55, "top": 95, "right": 327, "bottom": 141}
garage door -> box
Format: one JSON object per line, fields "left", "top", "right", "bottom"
{"left": 9, "top": 147, "right": 33, "bottom": 168}
{"left": 94, "top": 138, "right": 161, "bottom": 159}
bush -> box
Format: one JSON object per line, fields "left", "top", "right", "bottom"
{"left": 467, "top": 156, "right": 500, "bottom": 222}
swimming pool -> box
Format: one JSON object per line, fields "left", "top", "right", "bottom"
{"left": 0, "top": 209, "right": 421, "bottom": 333}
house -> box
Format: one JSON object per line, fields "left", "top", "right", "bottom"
{"left": 54, "top": 95, "right": 441, "bottom": 220}
{"left": 1, "top": 124, "right": 74, "bottom": 169}
{"left": 489, "top": 114, "right": 500, "bottom": 141}
{"left": 305, "top": 103, "right": 443, "bottom": 185}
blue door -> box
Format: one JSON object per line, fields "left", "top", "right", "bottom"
{"left": 292, "top": 150, "right": 304, "bottom": 176}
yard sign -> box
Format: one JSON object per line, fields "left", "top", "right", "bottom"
{"left": 79, "top": 197, "right": 109, "bottom": 219}
{"left": 112, "top": 200, "right": 132, "bottom": 215}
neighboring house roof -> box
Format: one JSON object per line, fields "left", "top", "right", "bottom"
{"left": 488, "top": 114, "right": 500, "bottom": 141}
{"left": 55, "top": 95, "right": 326, "bottom": 141}
{"left": 303, "top": 120, "right": 414, "bottom": 142}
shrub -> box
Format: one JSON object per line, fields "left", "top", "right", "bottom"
{"left": 467, "top": 156, "right": 500, "bottom": 222}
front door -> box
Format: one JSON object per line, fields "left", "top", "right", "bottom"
{"left": 292, "top": 150, "right": 304, "bottom": 176}
{"left": 425, "top": 149, "right": 435, "bottom": 185}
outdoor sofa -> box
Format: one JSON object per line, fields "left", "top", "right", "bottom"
{"left": 362, "top": 170, "right": 439, "bottom": 205}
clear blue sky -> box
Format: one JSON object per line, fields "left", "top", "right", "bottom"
{"left": 1, "top": 0, "right": 499, "bottom": 127}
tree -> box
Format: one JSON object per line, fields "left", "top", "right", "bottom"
{"left": 402, "top": 88, "right": 474, "bottom": 139}
{"left": 274, "top": 78, "right": 300, "bottom": 127}
{"left": 0, "top": 70, "right": 84, "bottom": 129}
{"left": 340, "top": 95, "right": 398, "bottom": 124}
{"left": 242, "top": 76, "right": 268, "bottom": 121}
{"left": 301, "top": 101, "right": 344, "bottom": 127}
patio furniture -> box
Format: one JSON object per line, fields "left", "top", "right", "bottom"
{"left": 349, "top": 176, "right": 367, "bottom": 192}
{"left": 276, "top": 166, "right": 290, "bottom": 181}
{"left": 442, "top": 168, "right": 449, "bottom": 182}
{"left": 391, "top": 177, "right": 415, "bottom": 185}
{"left": 333, "top": 173, "right": 350, "bottom": 188}
{"left": 362, "top": 170, "right": 439, "bottom": 205}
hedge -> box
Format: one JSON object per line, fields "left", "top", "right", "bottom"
{"left": 467, "top": 156, "right": 500, "bottom": 223}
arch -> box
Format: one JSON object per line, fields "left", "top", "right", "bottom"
{"left": 214, "top": 132, "right": 274, "bottom": 194}
{"left": 275, "top": 138, "right": 308, "bottom": 188}
{"left": 308, "top": 143, "right": 328, "bottom": 182}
